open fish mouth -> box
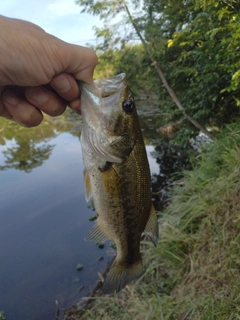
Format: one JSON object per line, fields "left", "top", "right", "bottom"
{"left": 80, "top": 73, "right": 126, "bottom": 98}
{"left": 78, "top": 73, "right": 127, "bottom": 121}
{"left": 79, "top": 73, "right": 132, "bottom": 163}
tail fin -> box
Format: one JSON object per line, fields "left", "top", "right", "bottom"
{"left": 102, "top": 259, "right": 143, "bottom": 294}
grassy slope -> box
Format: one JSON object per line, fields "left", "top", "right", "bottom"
{"left": 64, "top": 124, "right": 240, "bottom": 320}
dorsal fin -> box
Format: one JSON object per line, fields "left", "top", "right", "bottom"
{"left": 143, "top": 204, "right": 159, "bottom": 247}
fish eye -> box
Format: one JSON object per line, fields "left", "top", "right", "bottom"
{"left": 122, "top": 99, "right": 134, "bottom": 113}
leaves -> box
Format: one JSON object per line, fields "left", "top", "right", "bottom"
{"left": 76, "top": 0, "right": 240, "bottom": 141}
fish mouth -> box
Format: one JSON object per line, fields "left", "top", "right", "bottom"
{"left": 79, "top": 73, "right": 130, "bottom": 163}
{"left": 79, "top": 73, "right": 127, "bottom": 116}
{"left": 79, "top": 73, "right": 126, "bottom": 99}
{"left": 96, "top": 73, "right": 126, "bottom": 97}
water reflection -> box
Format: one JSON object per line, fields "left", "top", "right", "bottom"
{"left": 0, "top": 106, "right": 162, "bottom": 320}
{"left": 0, "top": 112, "right": 81, "bottom": 172}
{"left": 0, "top": 140, "right": 54, "bottom": 172}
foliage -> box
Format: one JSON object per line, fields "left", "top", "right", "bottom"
{"left": 62, "top": 122, "right": 240, "bottom": 320}
{"left": 166, "top": 0, "right": 240, "bottom": 128}
{"left": 76, "top": 0, "right": 240, "bottom": 143}
{"left": 94, "top": 44, "right": 157, "bottom": 95}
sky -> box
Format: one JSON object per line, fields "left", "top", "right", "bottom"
{"left": 0, "top": 0, "right": 101, "bottom": 46}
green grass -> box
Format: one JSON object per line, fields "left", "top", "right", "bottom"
{"left": 63, "top": 123, "right": 240, "bottom": 320}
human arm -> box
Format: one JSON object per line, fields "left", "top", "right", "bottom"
{"left": 0, "top": 15, "right": 98, "bottom": 127}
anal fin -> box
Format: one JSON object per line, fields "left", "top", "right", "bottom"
{"left": 143, "top": 204, "right": 159, "bottom": 247}
{"left": 85, "top": 220, "right": 109, "bottom": 242}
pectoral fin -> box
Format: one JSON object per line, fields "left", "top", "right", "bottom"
{"left": 143, "top": 204, "right": 159, "bottom": 247}
{"left": 85, "top": 220, "right": 109, "bottom": 242}
{"left": 83, "top": 169, "right": 92, "bottom": 202}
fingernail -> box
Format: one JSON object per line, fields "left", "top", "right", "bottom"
{"left": 27, "top": 87, "right": 48, "bottom": 103}
{"left": 2, "top": 91, "right": 19, "bottom": 106}
{"left": 52, "top": 76, "right": 71, "bottom": 92}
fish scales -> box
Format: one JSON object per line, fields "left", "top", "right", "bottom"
{"left": 79, "top": 73, "right": 158, "bottom": 294}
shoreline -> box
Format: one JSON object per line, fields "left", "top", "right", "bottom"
{"left": 60, "top": 256, "right": 115, "bottom": 320}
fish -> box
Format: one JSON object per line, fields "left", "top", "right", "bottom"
{"left": 79, "top": 73, "right": 158, "bottom": 294}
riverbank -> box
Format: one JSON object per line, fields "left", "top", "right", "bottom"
{"left": 62, "top": 123, "right": 240, "bottom": 320}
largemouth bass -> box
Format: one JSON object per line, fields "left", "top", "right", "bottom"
{"left": 79, "top": 73, "right": 158, "bottom": 294}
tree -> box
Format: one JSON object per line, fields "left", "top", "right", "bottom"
{"left": 165, "top": 0, "right": 240, "bottom": 129}
{"left": 77, "top": 0, "right": 240, "bottom": 142}
{"left": 76, "top": 0, "right": 213, "bottom": 139}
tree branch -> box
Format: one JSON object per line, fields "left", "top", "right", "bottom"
{"left": 121, "top": 0, "right": 213, "bottom": 139}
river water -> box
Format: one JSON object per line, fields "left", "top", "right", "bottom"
{"left": 0, "top": 102, "right": 161, "bottom": 320}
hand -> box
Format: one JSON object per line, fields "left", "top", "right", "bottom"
{"left": 0, "top": 16, "right": 98, "bottom": 127}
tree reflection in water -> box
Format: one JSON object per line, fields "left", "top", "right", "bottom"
{"left": 0, "top": 109, "right": 82, "bottom": 173}
{"left": 0, "top": 141, "right": 54, "bottom": 172}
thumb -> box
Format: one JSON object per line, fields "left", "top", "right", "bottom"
{"left": 59, "top": 43, "right": 98, "bottom": 85}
